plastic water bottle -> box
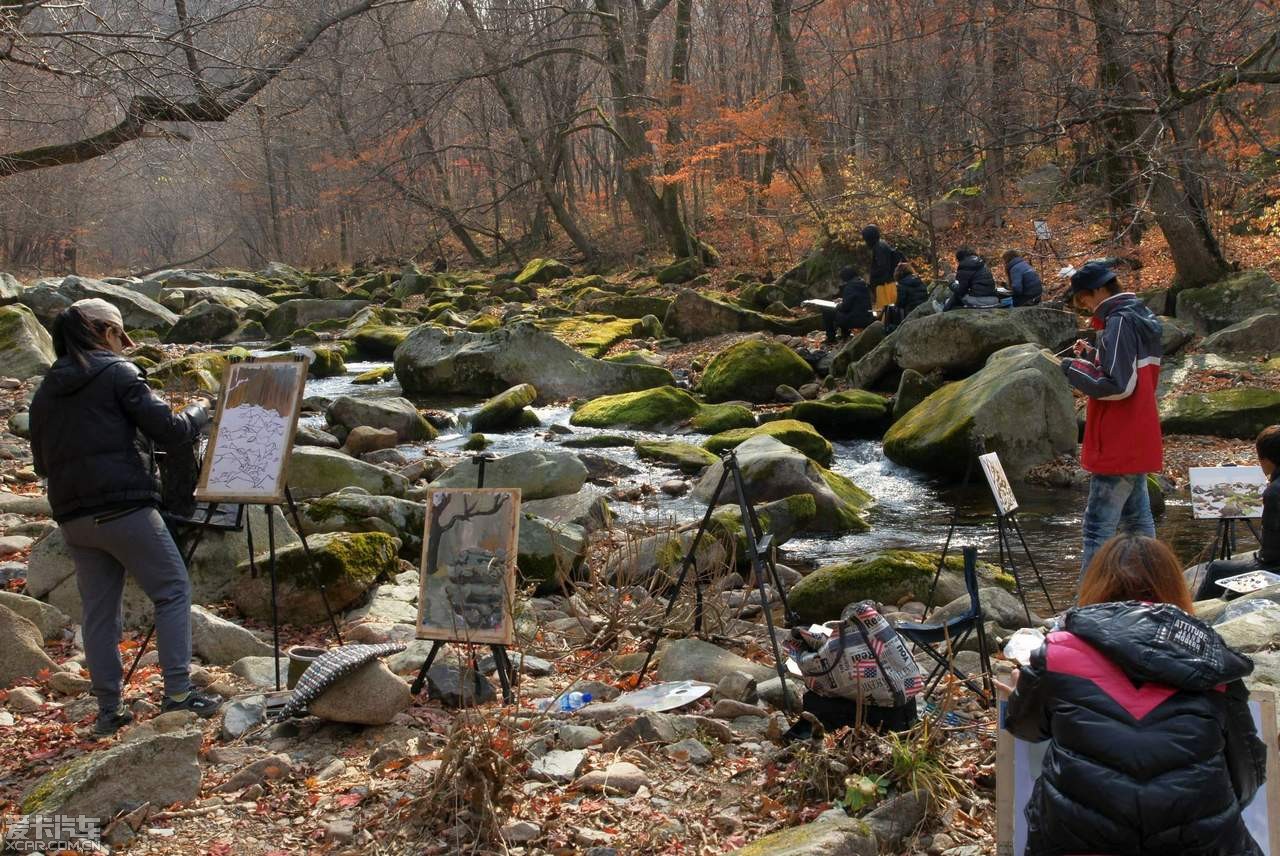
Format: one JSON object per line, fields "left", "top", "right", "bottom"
{"left": 558, "top": 691, "right": 592, "bottom": 712}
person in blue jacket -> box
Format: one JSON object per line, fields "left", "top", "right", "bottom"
{"left": 1003, "top": 250, "right": 1044, "bottom": 307}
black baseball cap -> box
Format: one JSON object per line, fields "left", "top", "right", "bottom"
{"left": 1066, "top": 262, "right": 1118, "bottom": 298}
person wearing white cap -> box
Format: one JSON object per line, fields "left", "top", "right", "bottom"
{"left": 28, "top": 299, "right": 222, "bottom": 735}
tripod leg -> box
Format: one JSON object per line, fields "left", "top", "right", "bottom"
{"left": 409, "top": 641, "right": 444, "bottom": 696}
{"left": 267, "top": 504, "right": 280, "bottom": 692}
{"left": 122, "top": 626, "right": 155, "bottom": 687}
{"left": 490, "top": 645, "right": 514, "bottom": 704}
{"left": 737, "top": 475, "right": 796, "bottom": 625}
{"left": 928, "top": 511, "right": 959, "bottom": 613}
{"left": 284, "top": 487, "right": 344, "bottom": 645}
{"left": 1010, "top": 514, "right": 1055, "bottom": 614}
{"left": 1000, "top": 516, "right": 1033, "bottom": 625}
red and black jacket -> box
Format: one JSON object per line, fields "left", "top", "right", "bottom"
{"left": 1061, "top": 293, "right": 1164, "bottom": 475}
{"left": 1005, "top": 602, "right": 1266, "bottom": 856}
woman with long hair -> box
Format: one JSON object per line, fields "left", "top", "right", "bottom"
{"left": 29, "top": 299, "right": 221, "bottom": 735}
{"left": 1003, "top": 534, "right": 1266, "bottom": 855}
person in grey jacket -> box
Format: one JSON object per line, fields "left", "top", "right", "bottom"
{"left": 29, "top": 299, "right": 222, "bottom": 735}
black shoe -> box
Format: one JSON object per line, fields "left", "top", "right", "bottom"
{"left": 94, "top": 708, "right": 134, "bottom": 736}
{"left": 162, "top": 691, "right": 223, "bottom": 718}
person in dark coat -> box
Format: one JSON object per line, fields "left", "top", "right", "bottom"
{"left": 1003, "top": 250, "right": 1043, "bottom": 307}
{"left": 29, "top": 300, "right": 222, "bottom": 735}
{"left": 882, "top": 263, "right": 929, "bottom": 333}
{"left": 822, "top": 266, "right": 874, "bottom": 344}
{"left": 1004, "top": 534, "right": 1265, "bottom": 856}
{"left": 1196, "top": 425, "right": 1280, "bottom": 600}
{"left": 942, "top": 247, "right": 998, "bottom": 311}
{"left": 861, "top": 224, "right": 903, "bottom": 311}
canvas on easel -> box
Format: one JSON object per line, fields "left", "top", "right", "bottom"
{"left": 195, "top": 357, "right": 308, "bottom": 505}
{"left": 980, "top": 452, "right": 1019, "bottom": 517}
{"left": 1190, "top": 466, "right": 1267, "bottom": 520}
{"left": 417, "top": 487, "right": 520, "bottom": 646}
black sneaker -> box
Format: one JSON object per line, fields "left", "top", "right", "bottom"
{"left": 94, "top": 708, "right": 134, "bottom": 737}
{"left": 161, "top": 691, "right": 223, "bottom": 718}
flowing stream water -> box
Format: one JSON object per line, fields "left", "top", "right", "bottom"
{"left": 306, "top": 363, "right": 1245, "bottom": 611}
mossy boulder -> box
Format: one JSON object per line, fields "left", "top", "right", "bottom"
{"left": 518, "top": 514, "right": 587, "bottom": 594}
{"left": 694, "top": 434, "right": 871, "bottom": 533}
{"left": 727, "top": 815, "right": 874, "bottom": 856}
{"left": 570, "top": 386, "right": 702, "bottom": 430}
{"left": 891, "top": 307, "right": 1079, "bottom": 378}
{"left": 536, "top": 314, "right": 652, "bottom": 357}
{"left": 58, "top": 275, "right": 179, "bottom": 332}
{"left": 561, "top": 434, "right": 636, "bottom": 449}
{"left": 308, "top": 346, "right": 347, "bottom": 378}
{"left": 165, "top": 300, "right": 240, "bottom": 344}
{"left": 663, "top": 289, "right": 822, "bottom": 341}
{"left": 352, "top": 365, "right": 395, "bottom": 385}
{"left": 233, "top": 531, "right": 397, "bottom": 624}
{"left": 1176, "top": 269, "right": 1280, "bottom": 335}
{"left": 352, "top": 324, "right": 414, "bottom": 358}
{"left": 467, "top": 315, "right": 502, "bottom": 332}
{"left": 787, "top": 390, "right": 890, "bottom": 438}
{"left": 577, "top": 292, "right": 673, "bottom": 320}
{"left": 656, "top": 257, "right": 703, "bottom": 285}
{"left": 327, "top": 395, "right": 435, "bottom": 442}
{"left": 603, "top": 348, "right": 667, "bottom": 368}
{"left": 434, "top": 449, "right": 588, "bottom": 500}
{"left": 700, "top": 339, "right": 815, "bottom": 403}
{"left": 288, "top": 447, "right": 410, "bottom": 500}
{"left": 1200, "top": 313, "right": 1280, "bottom": 355}
{"left": 710, "top": 494, "right": 817, "bottom": 555}
{"left": 635, "top": 440, "right": 720, "bottom": 473}
{"left": 514, "top": 258, "right": 572, "bottom": 285}
{"left": 149, "top": 348, "right": 249, "bottom": 393}
{"left": 893, "top": 369, "right": 943, "bottom": 421}
{"left": 883, "top": 344, "right": 1076, "bottom": 479}
{"left": 299, "top": 492, "right": 426, "bottom": 560}
{"left": 788, "top": 550, "right": 1015, "bottom": 624}
{"left": 0, "top": 304, "right": 55, "bottom": 378}
{"left": 1160, "top": 388, "right": 1280, "bottom": 439}
{"left": 704, "top": 419, "right": 833, "bottom": 465}
{"left": 469, "top": 383, "right": 538, "bottom": 432}
{"left": 263, "top": 298, "right": 370, "bottom": 338}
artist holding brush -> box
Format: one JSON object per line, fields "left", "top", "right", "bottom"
{"left": 29, "top": 299, "right": 222, "bottom": 736}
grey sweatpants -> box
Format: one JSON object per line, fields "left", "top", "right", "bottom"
{"left": 61, "top": 506, "right": 192, "bottom": 713}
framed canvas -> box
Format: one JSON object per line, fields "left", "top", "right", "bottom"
{"left": 998, "top": 689, "right": 1280, "bottom": 855}
{"left": 417, "top": 488, "right": 521, "bottom": 645}
{"left": 194, "top": 357, "right": 308, "bottom": 505}
{"left": 980, "top": 451, "right": 1019, "bottom": 517}
{"left": 1190, "top": 466, "right": 1268, "bottom": 520}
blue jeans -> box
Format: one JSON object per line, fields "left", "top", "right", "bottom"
{"left": 1080, "top": 474, "right": 1155, "bottom": 580}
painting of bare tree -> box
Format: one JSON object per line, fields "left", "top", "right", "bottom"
{"left": 417, "top": 488, "right": 520, "bottom": 645}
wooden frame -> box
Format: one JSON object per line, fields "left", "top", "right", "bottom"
{"left": 194, "top": 356, "right": 308, "bottom": 506}
{"left": 980, "top": 451, "right": 1019, "bottom": 517}
{"left": 416, "top": 488, "right": 520, "bottom": 645}
{"left": 998, "top": 688, "right": 1280, "bottom": 855}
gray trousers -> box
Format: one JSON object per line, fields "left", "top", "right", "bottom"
{"left": 61, "top": 506, "right": 192, "bottom": 713}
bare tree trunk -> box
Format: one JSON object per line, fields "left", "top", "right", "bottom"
{"left": 255, "top": 106, "right": 284, "bottom": 259}
{"left": 770, "top": 0, "right": 842, "bottom": 205}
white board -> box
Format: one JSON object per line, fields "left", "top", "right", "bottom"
{"left": 980, "top": 451, "right": 1019, "bottom": 516}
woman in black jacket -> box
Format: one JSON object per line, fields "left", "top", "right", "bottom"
{"left": 1004, "top": 534, "right": 1265, "bottom": 856}
{"left": 29, "top": 299, "right": 222, "bottom": 735}
{"left": 821, "top": 266, "right": 875, "bottom": 343}
{"left": 943, "top": 247, "right": 998, "bottom": 311}
{"left": 883, "top": 263, "right": 929, "bottom": 332}
{"left": 1196, "top": 425, "right": 1280, "bottom": 600}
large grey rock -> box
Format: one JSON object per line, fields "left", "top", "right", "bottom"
{"left": 165, "top": 301, "right": 240, "bottom": 344}
{"left": 263, "top": 299, "right": 370, "bottom": 338}
{"left": 891, "top": 307, "right": 1078, "bottom": 378}
{"left": 288, "top": 447, "right": 409, "bottom": 500}
{"left": 655, "top": 638, "right": 774, "bottom": 684}
{"left": 190, "top": 605, "right": 273, "bottom": 665}
{"left": 298, "top": 492, "right": 425, "bottom": 559}
{"left": 20, "top": 730, "right": 202, "bottom": 817}
{"left": 662, "top": 289, "right": 820, "bottom": 341}
{"left": 0, "top": 604, "right": 57, "bottom": 686}
{"left": 1214, "top": 606, "right": 1280, "bottom": 653}
{"left": 0, "top": 304, "right": 55, "bottom": 378}
{"left": 309, "top": 660, "right": 411, "bottom": 724}
{"left": 1201, "top": 313, "right": 1280, "bottom": 355}
{"left": 523, "top": 488, "right": 611, "bottom": 533}
{"left": 519, "top": 514, "right": 587, "bottom": 593}
{"left": 0, "top": 272, "right": 21, "bottom": 305}
{"left": 434, "top": 449, "right": 587, "bottom": 500}
{"left": 425, "top": 664, "right": 497, "bottom": 708}
{"left": 884, "top": 344, "right": 1077, "bottom": 479}
{"left": 16, "top": 284, "right": 72, "bottom": 326}
{"left": 1159, "top": 315, "right": 1194, "bottom": 356}
{"left": 602, "top": 528, "right": 729, "bottom": 587}
{"left": 930, "top": 587, "right": 1038, "bottom": 631}
{"left": 693, "top": 435, "right": 872, "bottom": 532}
{"left": 469, "top": 384, "right": 538, "bottom": 432}
{"left": 157, "top": 285, "right": 275, "bottom": 313}
{"left": 326, "top": 395, "right": 434, "bottom": 442}
{"left": 0, "top": 591, "right": 68, "bottom": 641}
{"left": 1176, "top": 269, "right": 1280, "bottom": 335}
{"left": 58, "top": 276, "right": 179, "bottom": 331}
{"left": 394, "top": 322, "right": 673, "bottom": 401}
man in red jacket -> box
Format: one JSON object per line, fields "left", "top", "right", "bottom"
{"left": 1061, "top": 262, "right": 1164, "bottom": 578}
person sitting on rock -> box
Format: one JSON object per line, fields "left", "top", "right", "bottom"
{"left": 28, "top": 300, "right": 223, "bottom": 736}
{"left": 1002, "top": 534, "right": 1266, "bottom": 856}
{"left": 942, "top": 247, "right": 999, "bottom": 311}
{"left": 822, "top": 266, "right": 875, "bottom": 345}
{"left": 1003, "top": 249, "right": 1044, "bottom": 307}
{"left": 1195, "top": 425, "right": 1280, "bottom": 600}
{"left": 882, "top": 262, "right": 929, "bottom": 333}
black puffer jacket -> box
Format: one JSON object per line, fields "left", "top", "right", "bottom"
{"left": 953, "top": 253, "right": 997, "bottom": 300}
{"left": 894, "top": 273, "right": 929, "bottom": 316}
{"left": 1006, "top": 602, "right": 1266, "bottom": 856}
{"left": 30, "top": 351, "right": 208, "bottom": 522}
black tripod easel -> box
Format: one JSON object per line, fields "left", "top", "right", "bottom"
{"left": 1209, "top": 517, "right": 1260, "bottom": 562}
{"left": 409, "top": 453, "right": 519, "bottom": 705}
{"left": 635, "top": 450, "right": 797, "bottom": 714}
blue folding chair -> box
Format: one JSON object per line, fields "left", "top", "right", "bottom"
{"left": 895, "top": 546, "right": 995, "bottom": 706}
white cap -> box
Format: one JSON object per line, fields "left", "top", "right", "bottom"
{"left": 71, "top": 298, "right": 135, "bottom": 347}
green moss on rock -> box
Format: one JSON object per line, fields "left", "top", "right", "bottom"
{"left": 571, "top": 386, "right": 702, "bottom": 429}
{"left": 536, "top": 314, "right": 648, "bottom": 357}
{"left": 635, "top": 440, "right": 719, "bottom": 473}
{"left": 352, "top": 365, "right": 395, "bottom": 385}
{"left": 699, "top": 339, "right": 815, "bottom": 403}
{"left": 561, "top": 434, "right": 637, "bottom": 449}
{"left": 788, "top": 390, "right": 890, "bottom": 438}
{"left": 308, "top": 347, "right": 346, "bottom": 378}
{"left": 704, "top": 419, "right": 834, "bottom": 465}
{"left": 690, "top": 403, "right": 755, "bottom": 434}
{"left": 1160, "top": 388, "right": 1280, "bottom": 439}
{"left": 467, "top": 315, "right": 502, "bottom": 332}
{"left": 514, "top": 258, "right": 572, "bottom": 285}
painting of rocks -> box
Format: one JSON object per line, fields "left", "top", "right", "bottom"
{"left": 1190, "top": 466, "right": 1268, "bottom": 519}
{"left": 417, "top": 488, "right": 519, "bottom": 645}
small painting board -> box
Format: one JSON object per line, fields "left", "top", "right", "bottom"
{"left": 1190, "top": 466, "right": 1268, "bottom": 520}
{"left": 194, "top": 357, "right": 308, "bottom": 505}
{"left": 417, "top": 488, "right": 520, "bottom": 645}
{"left": 997, "top": 688, "right": 1280, "bottom": 855}
{"left": 1032, "top": 220, "right": 1052, "bottom": 241}
{"left": 980, "top": 452, "right": 1019, "bottom": 517}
